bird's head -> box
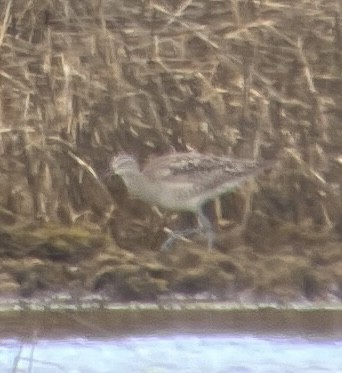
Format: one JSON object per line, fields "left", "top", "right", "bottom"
{"left": 111, "top": 153, "right": 140, "bottom": 177}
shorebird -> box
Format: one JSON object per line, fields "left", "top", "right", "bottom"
{"left": 111, "top": 152, "right": 274, "bottom": 250}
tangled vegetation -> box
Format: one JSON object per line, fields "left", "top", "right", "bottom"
{"left": 0, "top": 0, "right": 340, "bottom": 303}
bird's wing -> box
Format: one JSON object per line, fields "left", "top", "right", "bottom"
{"left": 143, "top": 152, "right": 274, "bottom": 183}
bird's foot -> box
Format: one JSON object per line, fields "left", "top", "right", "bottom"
{"left": 161, "top": 228, "right": 200, "bottom": 251}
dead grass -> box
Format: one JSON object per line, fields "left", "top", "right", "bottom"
{"left": 0, "top": 0, "right": 340, "bottom": 241}
{"left": 0, "top": 0, "right": 341, "bottom": 301}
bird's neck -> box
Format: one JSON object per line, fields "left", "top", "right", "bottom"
{"left": 122, "top": 172, "right": 159, "bottom": 205}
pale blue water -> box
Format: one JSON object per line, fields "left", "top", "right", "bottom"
{"left": 1, "top": 334, "right": 341, "bottom": 373}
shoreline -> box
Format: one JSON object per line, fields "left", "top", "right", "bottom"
{"left": 0, "top": 293, "right": 341, "bottom": 313}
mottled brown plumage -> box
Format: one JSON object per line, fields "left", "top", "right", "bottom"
{"left": 111, "top": 152, "right": 274, "bottom": 249}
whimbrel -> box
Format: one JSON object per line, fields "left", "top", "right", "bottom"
{"left": 111, "top": 152, "right": 274, "bottom": 249}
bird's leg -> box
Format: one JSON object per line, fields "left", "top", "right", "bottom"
{"left": 197, "top": 207, "right": 215, "bottom": 250}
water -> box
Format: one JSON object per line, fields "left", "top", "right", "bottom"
{"left": 1, "top": 334, "right": 342, "bottom": 372}
{"left": 0, "top": 308, "right": 341, "bottom": 372}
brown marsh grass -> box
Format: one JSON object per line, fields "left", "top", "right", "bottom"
{"left": 0, "top": 0, "right": 341, "bottom": 302}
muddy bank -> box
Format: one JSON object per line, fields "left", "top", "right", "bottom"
{"left": 1, "top": 307, "right": 342, "bottom": 339}
{"left": 0, "top": 223, "right": 340, "bottom": 304}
